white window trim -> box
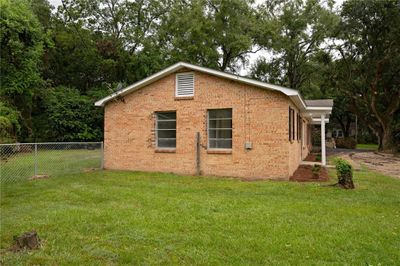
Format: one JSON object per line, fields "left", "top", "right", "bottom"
{"left": 207, "top": 109, "right": 233, "bottom": 150}
{"left": 175, "top": 72, "right": 195, "bottom": 97}
{"left": 155, "top": 112, "right": 176, "bottom": 149}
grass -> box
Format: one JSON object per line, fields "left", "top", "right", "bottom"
{"left": 356, "top": 143, "right": 378, "bottom": 150}
{"left": 1, "top": 168, "right": 399, "bottom": 265}
{"left": 0, "top": 149, "right": 101, "bottom": 182}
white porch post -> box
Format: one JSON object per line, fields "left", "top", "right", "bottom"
{"left": 321, "top": 114, "right": 326, "bottom": 165}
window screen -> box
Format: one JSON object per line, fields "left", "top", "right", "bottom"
{"left": 208, "top": 109, "right": 232, "bottom": 149}
{"left": 156, "top": 112, "right": 176, "bottom": 148}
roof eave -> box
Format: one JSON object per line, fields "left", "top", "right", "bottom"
{"left": 94, "top": 62, "right": 318, "bottom": 112}
{"left": 94, "top": 62, "right": 186, "bottom": 107}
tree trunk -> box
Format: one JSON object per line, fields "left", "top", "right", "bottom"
{"left": 381, "top": 126, "right": 394, "bottom": 152}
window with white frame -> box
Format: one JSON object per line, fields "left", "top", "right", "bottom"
{"left": 176, "top": 72, "right": 194, "bottom": 97}
{"left": 208, "top": 109, "right": 232, "bottom": 149}
{"left": 156, "top": 112, "right": 176, "bottom": 148}
{"left": 333, "top": 129, "right": 343, "bottom": 138}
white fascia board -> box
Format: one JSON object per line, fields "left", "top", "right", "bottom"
{"left": 306, "top": 106, "right": 333, "bottom": 111}
{"left": 95, "top": 62, "right": 185, "bottom": 106}
{"left": 95, "top": 61, "right": 307, "bottom": 110}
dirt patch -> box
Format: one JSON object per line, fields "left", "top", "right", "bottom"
{"left": 83, "top": 167, "right": 100, "bottom": 172}
{"left": 290, "top": 165, "right": 329, "bottom": 182}
{"left": 8, "top": 231, "right": 41, "bottom": 252}
{"left": 351, "top": 152, "right": 400, "bottom": 178}
{"left": 30, "top": 175, "right": 49, "bottom": 180}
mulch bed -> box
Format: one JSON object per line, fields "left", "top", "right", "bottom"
{"left": 290, "top": 165, "right": 329, "bottom": 182}
{"left": 304, "top": 153, "right": 320, "bottom": 162}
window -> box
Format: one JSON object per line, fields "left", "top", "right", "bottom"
{"left": 208, "top": 109, "right": 232, "bottom": 149}
{"left": 289, "top": 107, "right": 295, "bottom": 141}
{"left": 288, "top": 107, "right": 292, "bottom": 141}
{"left": 333, "top": 129, "right": 343, "bottom": 138}
{"left": 176, "top": 72, "right": 194, "bottom": 97}
{"left": 156, "top": 112, "right": 176, "bottom": 149}
{"left": 297, "top": 113, "right": 301, "bottom": 141}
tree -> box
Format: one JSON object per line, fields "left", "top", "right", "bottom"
{"left": 0, "top": 103, "right": 21, "bottom": 143}
{"left": 335, "top": 0, "right": 400, "bottom": 151}
{"left": 159, "top": 0, "right": 258, "bottom": 72}
{"left": 43, "top": 87, "right": 105, "bottom": 141}
{"left": 58, "top": 0, "right": 169, "bottom": 54}
{"left": 251, "top": 0, "right": 338, "bottom": 93}
{"left": 0, "top": 0, "right": 45, "bottom": 140}
{"left": 29, "top": 0, "right": 53, "bottom": 30}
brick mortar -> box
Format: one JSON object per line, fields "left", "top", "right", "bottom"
{"left": 104, "top": 70, "right": 310, "bottom": 179}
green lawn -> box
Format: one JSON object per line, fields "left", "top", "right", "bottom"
{"left": 1, "top": 169, "right": 399, "bottom": 265}
{"left": 356, "top": 143, "right": 378, "bottom": 150}
{"left": 0, "top": 149, "right": 102, "bottom": 183}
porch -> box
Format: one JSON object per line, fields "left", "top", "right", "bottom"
{"left": 301, "top": 99, "right": 333, "bottom": 166}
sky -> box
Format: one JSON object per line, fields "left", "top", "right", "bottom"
{"left": 50, "top": 0, "right": 61, "bottom": 7}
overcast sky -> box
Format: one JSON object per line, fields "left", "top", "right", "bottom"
{"left": 50, "top": 0, "right": 61, "bottom": 7}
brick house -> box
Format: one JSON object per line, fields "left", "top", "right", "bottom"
{"left": 95, "top": 62, "right": 333, "bottom": 179}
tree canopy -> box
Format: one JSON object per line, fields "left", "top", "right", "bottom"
{"left": 0, "top": 0, "right": 399, "bottom": 151}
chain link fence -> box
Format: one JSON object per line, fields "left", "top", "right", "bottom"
{"left": 0, "top": 142, "right": 103, "bottom": 183}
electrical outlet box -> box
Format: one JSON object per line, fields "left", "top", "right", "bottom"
{"left": 245, "top": 141, "right": 252, "bottom": 150}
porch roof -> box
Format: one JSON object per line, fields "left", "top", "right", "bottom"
{"left": 302, "top": 100, "right": 333, "bottom": 125}
{"left": 305, "top": 99, "right": 334, "bottom": 107}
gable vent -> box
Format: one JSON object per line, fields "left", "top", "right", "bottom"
{"left": 176, "top": 72, "right": 194, "bottom": 97}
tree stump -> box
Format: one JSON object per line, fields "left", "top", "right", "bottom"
{"left": 338, "top": 172, "right": 355, "bottom": 189}
{"left": 9, "top": 231, "right": 40, "bottom": 252}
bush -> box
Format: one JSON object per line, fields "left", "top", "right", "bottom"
{"left": 335, "top": 137, "right": 357, "bottom": 149}
{"left": 335, "top": 158, "right": 354, "bottom": 189}
{"left": 312, "top": 164, "right": 321, "bottom": 178}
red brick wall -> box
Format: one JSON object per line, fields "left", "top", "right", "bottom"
{"left": 103, "top": 70, "right": 310, "bottom": 179}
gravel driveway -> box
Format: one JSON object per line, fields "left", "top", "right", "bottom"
{"left": 327, "top": 148, "right": 400, "bottom": 178}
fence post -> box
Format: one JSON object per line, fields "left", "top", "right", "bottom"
{"left": 196, "top": 132, "right": 200, "bottom": 175}
{"left": 100, "top": 142, "right": 104, "bottom": 170}
{"left": 34, "top": 143, "right": 38, "bottom": 176}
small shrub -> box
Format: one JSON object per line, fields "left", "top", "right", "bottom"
{"left": 315, "top": 154, "right": 321, "bottom": 161}
{"left": 335, "top": 158, "right": 354, "bottom": 189}
{"left": 335, "top": 137, "right": 357, "bottom": 149}
{"left": 312, "top": 164, "right": 321, "bottom": 178}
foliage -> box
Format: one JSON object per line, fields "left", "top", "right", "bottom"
{"left": 43, "top": 87, "right": 104, "bottom": 141}
{"left": 335, "top": 0, "right": 400, "bottom": 151}
{"left": 312, "top": 164, "right": 321, "bottom": 177}
{"left": 252, "top": 0, "right": 338, "bottom": 93}
{"left": 0, "top": 103, "right": 21, "bottom": 143}
{"left": 160, "top": 0, "right": 258, "bottom": 72}
{"left": 58, "top": 0, "right": 169, "bottom": 53}
{"left": 335, "top": 158, "right": 354, "bottom": 189}
{"left": 1, "top": 0, "right": 398, "bottom": 148}
{"left": 0, "top": 0, "right": 45, "bottom": 140}
{"left": 335, "top": 137, "right": 357, "bottom": 149}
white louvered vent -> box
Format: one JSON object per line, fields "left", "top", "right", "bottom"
{"left": 176, "top": 72, "right": 194, "bottom": 97}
